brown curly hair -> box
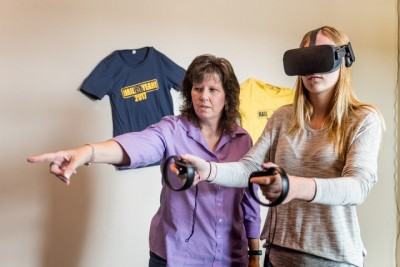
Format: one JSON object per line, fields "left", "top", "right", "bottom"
{"left": 179, "top": 54, "right": 241, "bottom": 135}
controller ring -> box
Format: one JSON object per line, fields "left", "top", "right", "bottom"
{"left": 162, "top": 155, "right": 196, "bottom": 191}
{"left": 248, "top": 167, "right": 290, "bottom": 207}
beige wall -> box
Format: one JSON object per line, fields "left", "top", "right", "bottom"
{"left": 0, "top": 0, "right": 397, "bottom": 266}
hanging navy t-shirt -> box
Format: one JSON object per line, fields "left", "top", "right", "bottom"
{"left": 81, "top": 47, "right": 185, "bottom": 137}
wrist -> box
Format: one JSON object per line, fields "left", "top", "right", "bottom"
{"left": 291, "top": 176, "right": 316, "bottom": 202}
{"left": 206, "top": 162, "right": 216, "bottom": 182}
{"left": 83, "top": 144, "right": 95, "bottom": 166}
{"left": 205, "top": 161, "right": 212, "bottom": 181}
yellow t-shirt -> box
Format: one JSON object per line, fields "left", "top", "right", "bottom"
{"left": 239, "top": 78, "right": 294, "bottom": 142}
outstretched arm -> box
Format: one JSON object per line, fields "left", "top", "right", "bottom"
{"left": 27, "top": 140, "right": 129, "bottom": 184}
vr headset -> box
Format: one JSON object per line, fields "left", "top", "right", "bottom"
{"left": 283, "top": 28, "right": 355, "bottom": 76}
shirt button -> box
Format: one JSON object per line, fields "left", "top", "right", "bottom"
{"left": 217, "top": 203, "right": 222, "bottom": 207}
{"left": 218, "top": 218, "right": 223, "bottom": 223}
{"left": 217, "top": 235, "right": 221, "bottom": 238}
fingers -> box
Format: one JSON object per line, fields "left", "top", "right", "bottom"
{"left": 252, "top": 162, "right": 280, "bottom": 185}
{"left": 250, "top": 171, "right": 282, "bottom": 200}
{"left": 28, "top": 151, "right": 79, "bottom": 185}
{"left": 250, "top": 174, "right": 278, "bottom": 186}
{"left": 49, "top": 161, "right": 71, "bottom": 184}
{"left": 259, "top": 184, "right": 281, "bottom": 200}
{"left": 179, "top": 154, "right": 210, "bottom": 181}
{"left": 174, "top": 155, "right": 207, "bottom": 187}
{"left": 192, "top": 171, "right": 202, "bottom": 186}
{"left": 169, "top": 162, "right": 180, "bottom": 175}
{"left": 180, "top": 153, "right": 206, "bottom": 167}
{"left": 179, "top": 154, "right": 194, "bottom": 164}
{"left": 27, "top": 152, "right": 60, "bottom": 164}
{"left": 261, "top": 162, "right": 278, "bottom": 170}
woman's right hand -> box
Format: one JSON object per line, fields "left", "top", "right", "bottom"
{"left": 27, "top": 145, "right": 92, "bottom": 185}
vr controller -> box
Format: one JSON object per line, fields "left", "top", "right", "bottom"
{"left": 248, "top": 167, "right": 290, "bottom": 207}
{"left": 163, "top": 156, "right": 289, "bottom": 207}
{"left": 162, "top": 156, "right": 196, "bottom": 191}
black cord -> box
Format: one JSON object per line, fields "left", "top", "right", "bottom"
{"left": 264, "top": 206, "right": 278, "bottom": 267}
{"left": 185, "top": 185, "right": 198, "bottom": 242}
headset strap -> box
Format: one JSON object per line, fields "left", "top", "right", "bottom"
{"left": 309, "top": 28, "right": 321, "bottom": 46}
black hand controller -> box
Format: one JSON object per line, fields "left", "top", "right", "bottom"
{"left": 162, "top": 156, "right": 196, "bottom": 191}
{"left": 248, "top": 167, "right": 290, "bottom": 207}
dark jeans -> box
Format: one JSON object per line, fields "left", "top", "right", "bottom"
{"left": 149, "top": 251, "right": 167, "bottom": 267}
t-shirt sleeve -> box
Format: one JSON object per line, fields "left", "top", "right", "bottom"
{"left": 159, "top": 52, "right": 185, "bottom": 91}
{"left": 80, "top": 54, "right": 115, "bottom": 100}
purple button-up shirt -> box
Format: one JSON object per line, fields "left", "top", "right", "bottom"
{"left": 113, "top": 115, "right": 261, "bottom": 267}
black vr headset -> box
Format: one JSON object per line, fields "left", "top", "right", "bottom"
{"left": 283, "top": 28, "right": 355, "bottom": 76}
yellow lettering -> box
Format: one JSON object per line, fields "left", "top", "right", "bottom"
{"left": 134, "top": 92, "right": 147, "bottom": 102}
{"left": 142, "top": 80, "right": 158, "bottom": 92}
{"left": 121, "top": 87, "right": 134, "bottom": 98}
{"left": 121, "top": 79, "right": 159, "bottom": 99}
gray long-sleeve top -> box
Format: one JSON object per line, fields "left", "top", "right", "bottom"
{"left": 210, "top": 105, "right": 383, "bottom": 266}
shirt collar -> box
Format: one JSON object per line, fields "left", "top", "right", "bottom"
{"left": 177, "top": 115, "right": 248, "bottom": 142}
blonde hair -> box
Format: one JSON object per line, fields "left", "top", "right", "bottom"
{"left": 289, "top": 26, "right": 385, "bottom": 158}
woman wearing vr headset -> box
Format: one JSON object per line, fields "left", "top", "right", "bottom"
{"left": 27, "top": 54, "right": 262, "bottom": 267}
{"left": 178, "top": 26, "right": 385, "bottom": 266}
